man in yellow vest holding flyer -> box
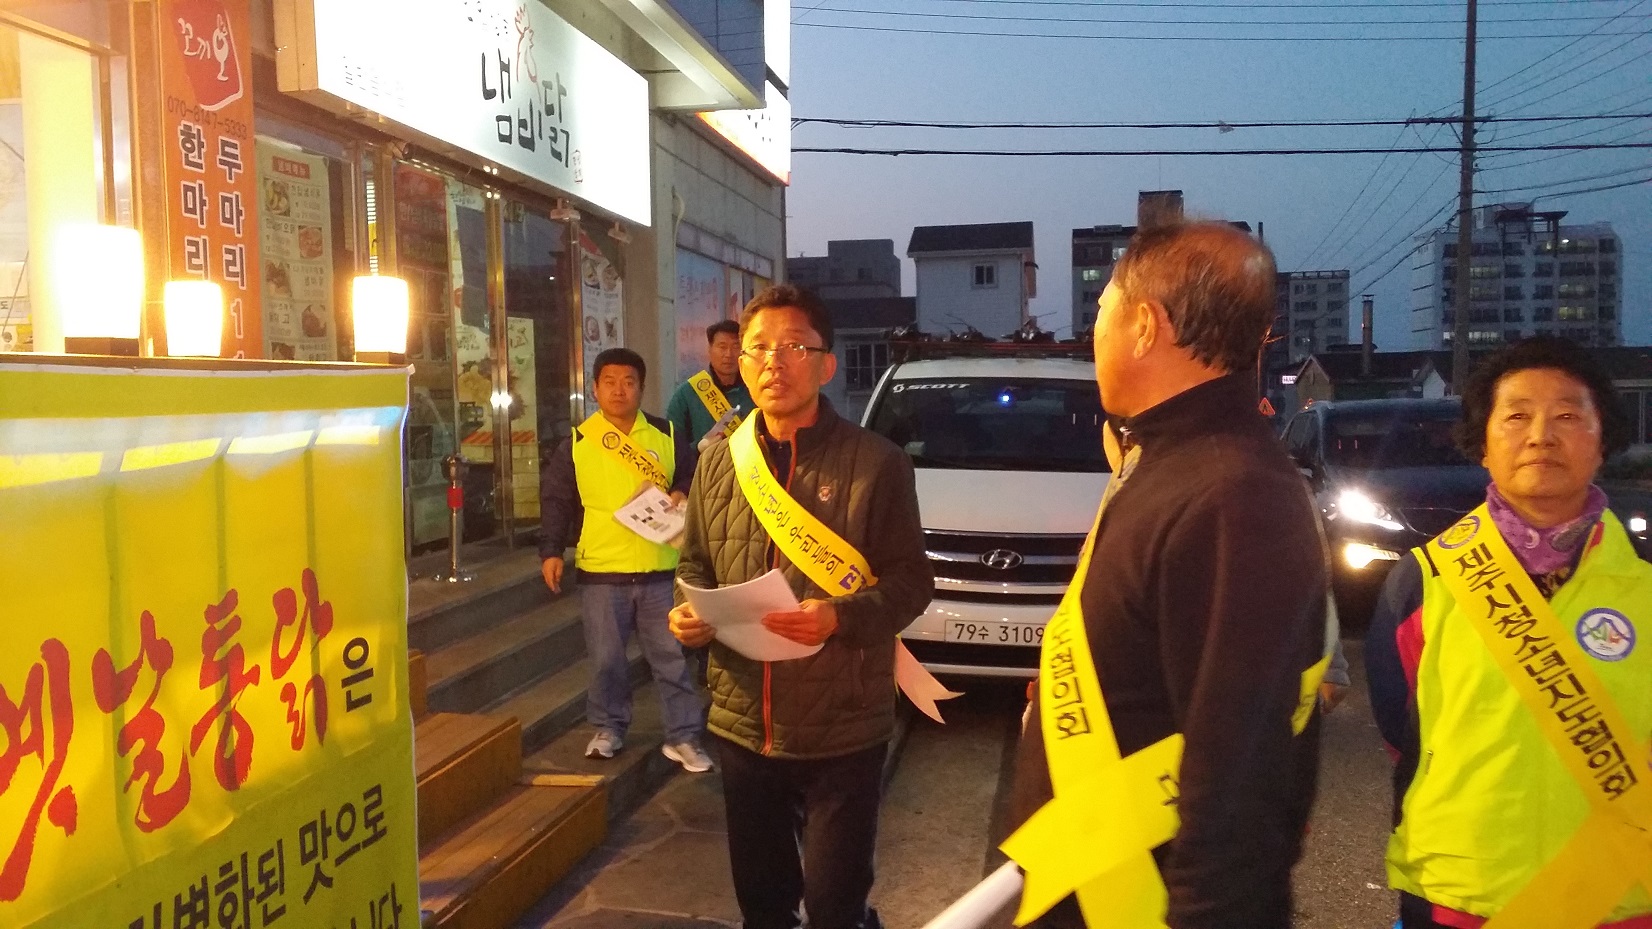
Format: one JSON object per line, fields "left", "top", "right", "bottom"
{"left": 668, "top": 284, "right": 934, "bottom": 929}
{"left": 666, "top": 318, "right": 753, "bottom": 451}
{"left": 1366, "top": 336, "right": 1652, "bottom": 929}
{"left": 1001, "top": 221, "right": 1331, "bottom": 929}
{"left": 539, "top": 347, "right": 713, "bottom": 772}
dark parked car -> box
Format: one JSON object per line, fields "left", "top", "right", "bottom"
{"left": 1282, "top": 399, "right": 1487, "bottom": 632}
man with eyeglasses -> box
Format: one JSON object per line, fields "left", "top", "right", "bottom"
{"left": 669, "top": 283, "right": 934, "bottom": 929}
{"left": 666, "top": 318, "right": 753, "bottom": 452}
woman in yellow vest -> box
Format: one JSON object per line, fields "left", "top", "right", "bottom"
{"left": 1365, "top": 336, "right": 1652, "bottom": 929}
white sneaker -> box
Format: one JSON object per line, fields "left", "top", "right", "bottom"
{"left": 586, "top": 730, "right": 623, "bottom": 759}
{"left": 662, "top": 740, "right": 714, "bottom": 773}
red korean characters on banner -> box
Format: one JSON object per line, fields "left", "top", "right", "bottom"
{"left": 160, "top": 0, "right": 262, "bottom": 358}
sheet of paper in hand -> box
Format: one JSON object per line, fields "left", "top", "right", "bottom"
{"left": 614, "top": 483, "right": 685, "bottom": 546}
{"left": 677, "top": 569, "right": 823, "bottom": 662}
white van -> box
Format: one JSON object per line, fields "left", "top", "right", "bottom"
{"left": 861, "top": 347, "right": 1109, "bottom": 677}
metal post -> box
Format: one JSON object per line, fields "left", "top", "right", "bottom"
{"left": 1450, "top": 0, "right": 1478, "bottom": 394}
{"left": 434, "top": 453, "right": 476, "bottom": 583}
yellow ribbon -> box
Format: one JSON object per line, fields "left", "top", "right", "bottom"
{"left": 1003, "top": 445, "right": 1331, "bottom": 926}
{"left": 727, "top": 414, "right": 961, "bottom": 722}
{"left": 579, "top": 411, "right": 671, "bottom": 491}
{"left": 1426, "top": 506, "right": 1652, "bottom": 929}
{"left": 688, "top": 370, "right": 742, "bottom": 438}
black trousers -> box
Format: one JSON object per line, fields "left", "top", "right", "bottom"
{"left": 713, "top": 736, "right": 887, "bottom": 929}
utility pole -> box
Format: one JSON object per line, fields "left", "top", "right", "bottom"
{"left": 1451, "top": 0, "right": 1478, "bottom": 394}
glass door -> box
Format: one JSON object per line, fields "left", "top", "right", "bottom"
{"left": 502, "top": 202, "right": 574, "bottom": 537}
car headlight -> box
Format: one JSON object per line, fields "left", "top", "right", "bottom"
{"left": 1344, "top": 541, "right": 1402, "bottom": 569}
{"left": 1629, "top": 514, "right": 1648, "bottom": 536}
{"left": 1333, "top": 488, "right": 1405, "bottom": 532}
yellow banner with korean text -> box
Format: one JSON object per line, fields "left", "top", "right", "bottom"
{"left": 0, "top": 358, "right": 416, "bottom": 928}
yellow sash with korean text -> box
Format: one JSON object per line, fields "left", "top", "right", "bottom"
{"left": 579, "top": 412, "right": 671, "bottom": 491}
{"left": 1002, "top": 446, "right": 1332, "bottom": 927}
{"left": 726, "top": 414, "right": 959, "bottom": 722}
{"left": 1000, "top": 447, "right": 1183, "bottom": 927}
{"left": 1426, "top": 506, "right": 1652, "bottom": 929}
{"left": 689, "top": 370, "right": 741, "bottom": 438}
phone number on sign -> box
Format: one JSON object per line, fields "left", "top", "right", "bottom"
{"left": 943, "top": 621, "right": 1045, "bottom": 646}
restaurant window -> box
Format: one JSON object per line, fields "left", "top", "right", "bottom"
{"left": 0, "top": 12, "right": 132, "bottom": 352}
{"left": 252, "top": 118, "right": 361, "bottom": 360}
{"left": 503, "top": 204, "right": 576, "bottom": 533}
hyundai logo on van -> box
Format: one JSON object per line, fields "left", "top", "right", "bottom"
{"left": 980, "top": 549, "right": 1024, "bottom": 570}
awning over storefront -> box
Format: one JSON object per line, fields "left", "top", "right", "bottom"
{"left": 592, "top": 0, "right": 764, "bottom": 111}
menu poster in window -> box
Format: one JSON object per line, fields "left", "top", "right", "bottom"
{"left": 160, "top": 0, "right": 261, "bottom": 357}
{"left": 578, "top": 228, "right": 623, "bottom": 417}
{"left": 675, "top": 249, "right": 724, "bottom": 382}
{"left": 256, "top": 141, "right": 335, "bottom": 360}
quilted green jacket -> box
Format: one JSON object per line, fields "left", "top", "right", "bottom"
{"left": 674, "top": 398, "right": 934, "bottom": 759}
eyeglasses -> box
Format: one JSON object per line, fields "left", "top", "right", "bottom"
{"left": 740, "top": 343, "right": 829, "bottom": 364}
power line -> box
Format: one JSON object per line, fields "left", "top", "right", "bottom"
{"left": 1527, "top": 171, "right": 1652, "bottom": 197}
{"left": 1478, "top": 160, "right": 1652, "bottom": 193}
{"left": 795, "top": 112, "right": 1652, "bottom": 130}
{"left": 795, "top": 141, "right": 1652, "bottom": 155}
{"left": 793, "top": 21, "right": 1652, "bottom": 41}
{"left": 1483, "top": 93, "right": 1652, "bottom": 145}
{"left": 1457, "top": 0, "right": 1650, "bottom": 106}
{"left": 1301, "top": 122, "right": 1416, "bottom": 269}
{"left": 795, "top": 5, "right": 1636, "bottom": 25}
{"left": 1325, "top": 147, "right": 1455, "bottom": 271}
{"left": 1479, "top": 120, "right": 1652, "bottom": 168}
{"left": 1477, "top": 15, "right": 1652, "bottom": 111}
{"left": 1351, "top": 198, "right": 1459, "bottom": 291}
{"left": 854, "top": 0, "right": 1628, "bottom": 7}
{"left": 1479, "top": 110, "right": 1652, "bottom": 164}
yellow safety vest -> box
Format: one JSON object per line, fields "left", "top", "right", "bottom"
{"left": 1392, "top": 506, "right": 1652, "bottom": 927}
{"left": 571, "top": 412, "right": 679, "bottom": 574}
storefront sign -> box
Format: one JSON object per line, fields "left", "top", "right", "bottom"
{"left": 160, "top": 0, "right": 262, "bottom": 357}
{"left": 0, "top": 359, "right": 415, "bottom": 927}
{"left": 256, "top": 142, "right": 337, "bottom": 360}
{"left": 280, "top": 0, "right": 650, "bottom": 224}
{"left": 698, "top": 80, "right": 792, "bottom": 184}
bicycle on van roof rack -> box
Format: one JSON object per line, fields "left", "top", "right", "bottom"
{"left": 885, "top": 321, "right": 1094, "bottom": 364}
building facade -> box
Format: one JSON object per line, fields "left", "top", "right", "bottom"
{"left": 787, "top": 238, "right": 901, "bottom": 299}
{"left": 1071, "top": 225, "right": 1132, "bottom": 335}
{"left": 1409, "top": 203, "right": 1622, "bottom": 349}
{"left": 1277, "top": 270, "right": 1352, "bottom": 362}
{"left": 908, "top": 221, "right": 1035, "bottom": 339}
{"left": 0, "top": 0, "right": 789, "bottom": 556}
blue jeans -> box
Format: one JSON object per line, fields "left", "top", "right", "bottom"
{"left": 580, "top": 578, "right": 703, "bottom": 744}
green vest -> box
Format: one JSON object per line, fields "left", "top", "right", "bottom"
{"left": 571, "top": 413, "right": 680, "bottom": 574}
{"left": 1389, "top": 512, "right": 1652, "bottom": 921}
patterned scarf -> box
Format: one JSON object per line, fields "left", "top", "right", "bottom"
{"left": 1485, "top": 482, "right": 1608, "bottom": 593}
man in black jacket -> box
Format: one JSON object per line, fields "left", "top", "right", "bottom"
{"left": 668, "top": 284, "right": 932, "bottom": 929}
{"left": 1005, "top": 221, "right": 1329, "bottom": 929}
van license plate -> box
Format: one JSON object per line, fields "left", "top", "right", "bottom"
{"left": 944, "top": 621, "right": 1044, "bottom": 646}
